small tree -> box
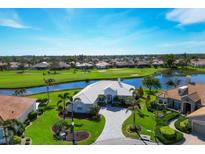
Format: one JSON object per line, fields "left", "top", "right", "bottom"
{"left": 89, "top": 105, "right": 100, "bottom": 116}
{"left": 14, "top": 88, "right": 26, "bottom": 96}
{"left": 44, "top": 78, "right": 55, "bottom": 102}
{"left": 142, "top": 76, "right": 161, "bottom": 92}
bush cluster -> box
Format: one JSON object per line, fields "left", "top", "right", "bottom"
{"left": 174, "top": 117, "right": 192, "bottom": 133}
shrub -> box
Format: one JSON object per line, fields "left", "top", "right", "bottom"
{"left": 160, "top": 126, "right": 176, "bottom": 140}
{"left": 155, "top": 126, "right": 184, "bottom": 144}
{"left": 11, "top": 135, "right": 22, "bottom": 145}
{"left": 16, "top": 126, "right": 25, "bottom": 136}
{"left": 26, "top": 138, "right": 30, "bottom": 142}
{"left": 52, "top": 120, "right": 70, "bottom": 135}
{"left": 24, "top": 119, "right": 30, "bottom": 126}
{"left": 175, "top": 117, "right": 192, "bottom": 133}
{"left": 98, "top": 101, "right": 107, "bottom": 107}
{"left": 28, "top": 111, "right": 38, "bottom": 121}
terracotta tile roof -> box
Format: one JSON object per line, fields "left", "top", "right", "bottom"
{"left": 187, "top": 92, "right": 201, "bottom": 103}
{"left": 157, "top": 84, "right": 205, "bottom": 105}
{"left": 0, "top": 95, "right": 36, "bottom": 121}
{"left": 188, "top": 107, "right": 205, "bottom": 118}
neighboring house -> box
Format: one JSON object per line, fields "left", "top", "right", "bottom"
{"left": 0, "top": 62, "right": 7, "bottom": 70}
{"left": 187, "top": 107, "right": 205, "bottom": 135}
{"left": 68, "top": 80, "right": 135, "bottom": 113}
{"left": 136, "top": 60, "right": 151, "bottom": 68}
{"left": 51, "top": 61, "right": 71, "bottom": 70}
{"left": 152, "top": 59, "right": 164, "bottom": 67}
{"left": 75, "top": 62, "right": 94, "bottom": 69}
{"left": 96, "top": 61, "right": 111, "bottom": 69}
{"left": 9, "top": 62, "right": 20, "bottom": 70}
{"left": 156, "top": 84, "right": 205, "bottom": 135}
{"left": 32, "top": 62, "right": 50, "bottom": 70}
{"left": 191, "top": 59, "right": 205, "bottom": 67}
{"left": 0, "top": 95, "right": 37, "bottom": 123}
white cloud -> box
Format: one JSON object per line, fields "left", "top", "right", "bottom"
{"left": 0, "top": 9, "right": 29, "bottom": 29}
{"left": 166, "top": 8, "right": 205, "bottom": 26}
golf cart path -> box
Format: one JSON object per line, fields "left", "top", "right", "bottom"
{"left": 95, "top": 106, "right": 131, "bottom": 142}
{"left": 169, "top": 119, "right": 205, "bottom": 145}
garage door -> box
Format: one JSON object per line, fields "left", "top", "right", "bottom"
{"left": 193, "top": 121, "right": 205, "bottom": 135}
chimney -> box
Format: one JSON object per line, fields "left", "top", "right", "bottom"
{"left": 178, "top": 86, "right": 188, "bottom": 96}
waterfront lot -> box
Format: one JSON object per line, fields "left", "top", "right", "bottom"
{"left": 25, "top": 89, "right": 105, "bottom": 145}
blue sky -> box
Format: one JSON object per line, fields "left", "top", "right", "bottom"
{"left": 1, "top": 8, "right": 205, "bottom": 55}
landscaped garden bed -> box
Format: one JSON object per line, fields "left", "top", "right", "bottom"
{"left": 174, "top": 117, "right": 192, "bottom": 133}
{"left": 66, "top": 131, "right": 90, "bottom": 141}
{"left": 122, "top": 89, "right": 184, "bottom": 144}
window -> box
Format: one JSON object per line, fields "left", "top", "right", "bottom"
{"left": 77, "top": 105, "right": 82, "bottom": 111}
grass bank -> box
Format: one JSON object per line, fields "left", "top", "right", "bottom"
{"left": 0, "top": 67, "right": 162, "bottom": 89}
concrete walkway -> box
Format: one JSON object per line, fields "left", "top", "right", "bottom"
{"left": 169, "top": 119, "right": 205, "bottom": 145}
{"left": 95, "top": 106, "right": 131, "bottom": 142}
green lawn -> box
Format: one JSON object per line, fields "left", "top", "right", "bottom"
{"left": 122, "top": 93, "right": 157, "bottom": 141}
{"left": 0, "top": 67, "right": 161, "bottom": 89}
{"left": 25, "top": 89, "right": 105, "bottom": 145}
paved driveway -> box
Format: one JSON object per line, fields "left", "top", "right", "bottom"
{"left": 169, "top": 119, "right": 205, "bottom": 145}
{"left": 95, "top": 106, "right": 131, "bottom": 142}
{"left": 94, "top": 137, "right": 157, "bottom": 145}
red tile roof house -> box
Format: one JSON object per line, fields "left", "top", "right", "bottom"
{"left": 0, "top": 95, "right": 37, "bottom": 144}
{"left": 0, "top": 95, "right": 37, "bottom": 123}
{"left": 191, "top": 59, "right": 205, "bottom": 67}
{"left": 156, "top": 84, "right": 205, "bottom": 134}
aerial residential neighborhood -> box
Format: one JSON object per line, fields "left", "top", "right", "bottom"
{"left": 1, "top": 8, "right": 205, "bottom": 147}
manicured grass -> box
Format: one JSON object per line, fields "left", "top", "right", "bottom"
{"left": 25, "top": 89, "right": 105, "bottom": 145}
{"left": 0, "top": 67, "right": 162, "bottom": 89}
{"left": 122, "top": 93, "right": 157, "bottom": 141}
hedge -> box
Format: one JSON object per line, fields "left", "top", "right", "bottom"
{"left": 11, "top": 135, "right": 22, "bottom": 145}
{"left": 174, "top": 117, "right": 192, "bottom": 133}
{"left": 160, "top": 126, "right": 176, "bottom": 140}
{"left": 28, "top": 111, "right": 38, "bottom": 121}
{"left": 155, "top": 126, "right": 184, "bottom": 144}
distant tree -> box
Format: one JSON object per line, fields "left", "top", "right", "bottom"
{"left": 163, "top": 54, "right": 176, "bottom": 68}
{"left": 14, "top": 88, "right": 26, "bottom": 96}
{"left": 166, "top": 78, "right": 181, "bottom": 88}
{"left": 142, "top": 76, "right": 161, "bottom": 91}
{"left": 44, "top": 78, "right": 55, "bottom": 102}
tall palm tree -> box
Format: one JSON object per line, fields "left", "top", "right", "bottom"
{"left": 57, "top": 93, "right": 70, "bottom": 120}
{"left": 128, "top": 88, "right": 148, "bottom": 145}
{"left": 67, "top": 96, "right": 81, "bottom": 145}
{"left": 44, "top": 78, "right": 55, "bottom": 102}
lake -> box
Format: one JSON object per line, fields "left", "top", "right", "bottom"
{"left": 0, "top": 73, "right": 205, "bottom": 96}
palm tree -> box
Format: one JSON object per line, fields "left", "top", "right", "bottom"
{"left": 128, "top": 88, "right": 148, "bottom": 145}
{"left": 57, "top": 93, "right": 70, "bottom": 120}
{"left": 67, "top": 96, "right": 81, "bottom": 145}
{"left": 14, "top": 88, "right": 26, "bottom": 96}
{"left": 44, "top": 78, "right": 55, "bottom": 102}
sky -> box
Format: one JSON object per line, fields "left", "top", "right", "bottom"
{"left": 1, "top": 8, "right": 205, "bottom": 56}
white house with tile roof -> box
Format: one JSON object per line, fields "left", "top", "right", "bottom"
{"left": 68, "top": 80, "right": 135, "bottom": 113}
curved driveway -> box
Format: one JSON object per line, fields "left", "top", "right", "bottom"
{"left": 95, "top": 106, "right": 131, "bottom": 143}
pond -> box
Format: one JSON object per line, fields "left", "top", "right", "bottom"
{"left": 0, "top": 73, "right": 205, "bottom": 96}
